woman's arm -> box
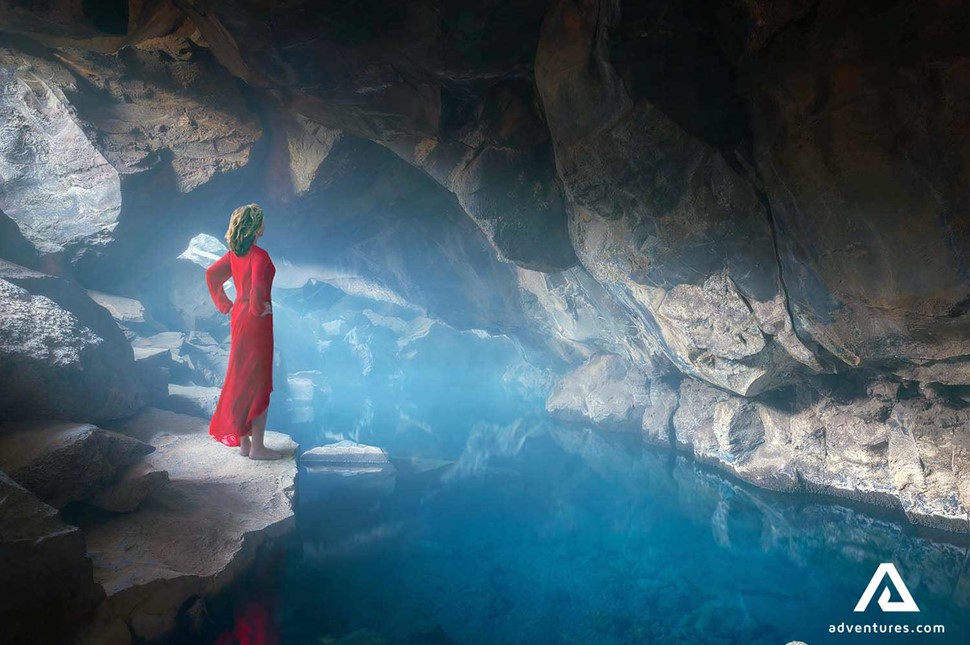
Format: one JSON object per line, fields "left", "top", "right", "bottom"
{"left": 205, "top": 252, "right": 233, "bottom": 314}
{"left": 248, "top": 253, "right": 273, "bottom": 317}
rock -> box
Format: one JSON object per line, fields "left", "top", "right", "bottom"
{"left": 163, "top": 234, "right": 234, "bottom": 334}
{"left": 671, "top": 377, "right": 970, "bottom": 533}
{"left": 89, "top": 463, "right": 170, "bottom": 513}
{"left": 515, "top": 263, "right": 670, "bottom": 368}
{"left": 0, "top": 48, "right": 122, "bottom": 255}
{"left": 745, "top": 0, "right": 970, "bottom": 379}
{"left": 0, "top": 34, "right": 261, "bottom": 287}
{"left": 85, "top": 290, "right": 147, "bottom": 326}
{"left": 545, "top": 354, "right": 651, "bottom": 430}
{"left": 302, "top": 440, "right": 391, "bottom": 465}
{"left": 534, "top": 0, "right": 819, "bottom": 395}
{"left": 158, "top": 383, "right": 220, "bottom": 419}
{"left": 132, "top": 330, "right": 229, "bottom": 387}
{"left": 177, "top": 331, "right": 230, "bottom": 386}
{"left": 176, "top": 0, "right": 576, "bottom": 272}
{"left": 640, "top": 378, "right": 680, "bottom": 446}
{"left": 0, "top": 0, "right": 183, "bottom": 50}
{"left": 84, "top": 408, "right": 297, "bottom": 642}
{"left": 0, "top": 421, "right": 155, "bottom": 508}
{"left": 256, "top": 134, "right": 537, "bottom": 336}
{"left": 0, "top": 208, "right": 39, "bottom": 269}
{"left": 385, "top": 81, "right": 577, "bottom": 271}
{"left": 0, "top": 260, "right": 146, "bottom": 422}
{"left": 0, "top": 470, "right": 103, "bottom": 644}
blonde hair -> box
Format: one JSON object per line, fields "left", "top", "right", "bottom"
{"left": 225, "top": 203, "right": 264, "bottom": 256}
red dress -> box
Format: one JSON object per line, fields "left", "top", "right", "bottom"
{"left": 204, "top": 243, "right": 276, "bottom": 446}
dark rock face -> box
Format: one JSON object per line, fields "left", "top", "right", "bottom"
{"left": 0, "top": 260, "right": 147, "bottom": 422}
{"left": 745, "top": 0, "right": 970, "bottom": 381}
{"left": 535, "top": 0, "right": 820, "bottom": 396}
{"left": 0, "top": 470, "right": 103, "bottom": 644}
{"left": 0, "top": 209, "right": 39, "bottom": 269}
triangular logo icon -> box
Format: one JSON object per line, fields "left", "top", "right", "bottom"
{"left": 853, "top": 562, "right": 920, "bottom": 612}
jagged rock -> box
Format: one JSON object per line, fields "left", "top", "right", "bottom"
{"left": 177, "top": 331, "right": 229, "bottom": 385}
{"left": 0, "top": 48, "right": 122, "bottom": 255}
{"left": 132, "top": 330, "right": 228, "bottom": 386}
{"left": 0, "top": 260, "right": 146, "bottom": 422}
{"left": 0, "top": 421, "right": 155, "bottom": 508}
{"left": 84, "top": 408, "right": 297, "bottom": 642}
{"left": 257, "top": 134, "right": 537, "bottom": 336}
{"left": 263, "top": 106, "right": 343, "bottom": 199}
{"left": 385, "top": 81, "right": 577, "bottom": 271}
{"left": 0, "top": 0, "right": 185, "bottom": 51}
{"left": 159, "top": 383, "right": 220, "bottom": 419}
{"left": 671, "top": 377, "right": 970, "bottom": 533}
{"left": 0, "top": 470, "right": 103, "bottom": 644}
{"left": 546, "top": 354, "right": 651, "bottom": 430}
{"left": 89, "top": 463, "right": 170, "bottom": 513}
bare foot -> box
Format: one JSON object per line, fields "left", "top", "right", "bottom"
{"left": 239, "top": 435, "right": 251, "bottom": 457}
{"left": 249, "top": 445, "right": 284, "bottom": 460}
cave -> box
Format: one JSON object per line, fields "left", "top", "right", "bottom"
{"left": 0, "top": 1, "right": 969, "bottom": 643}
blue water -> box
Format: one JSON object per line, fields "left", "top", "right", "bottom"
{"left": 261, "top": 422, "right": 970, "bottom": 645}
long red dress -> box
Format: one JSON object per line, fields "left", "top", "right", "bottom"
{"left": 205, "top": 242, "right": 276, "bottom": 447}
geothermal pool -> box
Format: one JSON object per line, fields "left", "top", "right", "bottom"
{"left": 215, "top": 420, "right": 970, "bottom": 645}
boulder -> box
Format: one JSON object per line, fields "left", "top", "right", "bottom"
{"left": 159, "top": 233, "right": 234, "bottom": 334}
{"left": 84, "top": 408, "right": 296, "bottom": 642}
{"left": 90, "top": 463, "right": 170, "bottom": 513}
{"left": 85, "top": 290, "right": 151, "bottom": 330}
{"left": 132, "top": 330, "right": 229, "bottom": 386}
{"left": 0, "top": 260, "right": 146, "bottom": 422}
{"left": 0, "top": 47, "right": 122, "bottom": 256}
{"left": 302, "top": 440, "right": 391, "bottom": 466}
{"left": 159, "top": 383, "right": 221, "bottom": 419}
{"left": 0, "top": 470, "right": 103, "bottom": 644}
{"left": 0, "top": 421, "right": 155, "bottom": 508}
{"left": 515, "top": 263, "right": 670, "bottom": 369}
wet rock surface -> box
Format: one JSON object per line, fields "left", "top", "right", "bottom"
{"left": 83, "top": 408, "right": 297, "bottom": 642}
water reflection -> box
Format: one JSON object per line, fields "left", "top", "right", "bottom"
{"left": 273, "top": 421, "right": 970, "bottom": 644}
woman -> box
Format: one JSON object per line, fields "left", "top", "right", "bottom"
{"left": 205, "top": 203, "right": 282, "bottom": 459}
